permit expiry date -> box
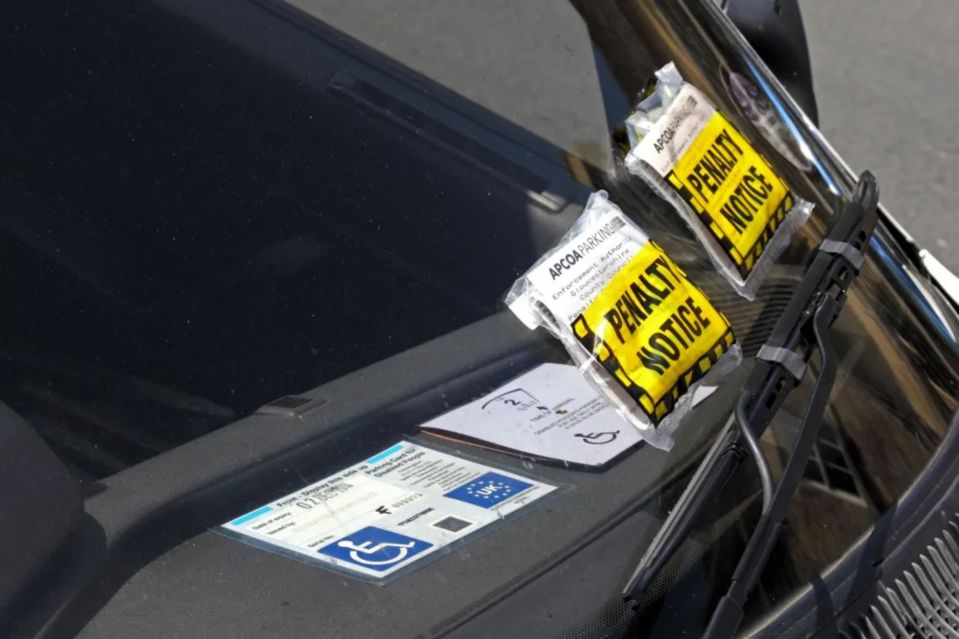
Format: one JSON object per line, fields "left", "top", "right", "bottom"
{"left": 571, "top": 242, "right": 734, "bottom": 423}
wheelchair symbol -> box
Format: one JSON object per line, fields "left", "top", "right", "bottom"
{"left": 319, "top": 527, "right": 431, "bottom": 572}
{"left": 336, "top": 539, "right": 417, "bottom": 566}
{"left": 574, "top": 431, "right": 619, "bottom": 445}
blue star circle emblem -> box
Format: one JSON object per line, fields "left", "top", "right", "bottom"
{"left": 443, "top": 471, "right": 533, "bottom": 508}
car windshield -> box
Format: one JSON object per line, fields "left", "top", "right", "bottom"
{"left": 2, "top": 1, "right": 958, "bottom": 635}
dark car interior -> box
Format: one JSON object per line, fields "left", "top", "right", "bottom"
{"left": 0, "top": 0, "right": 603, "bottom": 478}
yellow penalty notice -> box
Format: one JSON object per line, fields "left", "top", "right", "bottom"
{"left": 666, "top": 112, "right": 794, "bottom": 279}
{"left": 571, "top": 243, "right": 734, "bottom": 424}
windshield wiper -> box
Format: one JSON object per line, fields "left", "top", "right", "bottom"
{"left": 623, "top": 171, "right": 880, "bottom": 638}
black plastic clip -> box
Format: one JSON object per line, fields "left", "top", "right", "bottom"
{"left": 756, "top": 345, "right": 806, "bottom": 381}
{"left": 819, "top": 239, "right": 865, "bottom": 272}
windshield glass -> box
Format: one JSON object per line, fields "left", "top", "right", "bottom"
{"left": 2, "top": 0, "right": 958, "bottom": 635}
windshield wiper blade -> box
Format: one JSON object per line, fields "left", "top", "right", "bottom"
{"left": 623, "top": 172, "right": 880, "bottom": 638}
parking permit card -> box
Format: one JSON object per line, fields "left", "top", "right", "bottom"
{"left": 633, "top": 83, "right": 795, "bottom": 279}
{"left": 422, "top": 363, "right": 642, "bottom": 466}
{"left": 221, "top": 443, "right": 555, "bottom": 580}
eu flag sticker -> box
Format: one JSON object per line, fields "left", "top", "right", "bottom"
{"left": 318, "top": 527, "right": 432, "bottom": 573}
{"left": 443, "top": 472, "right": 534, "bottom": 508}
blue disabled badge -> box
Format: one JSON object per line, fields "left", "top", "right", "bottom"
{"left": 443, "top": 471, "right": 533, "bottom": 509}
{"left": 319, "top": 527, "right": 431, "bottom": 572}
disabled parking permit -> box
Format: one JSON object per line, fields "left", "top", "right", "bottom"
{"left": 221, "top": 442, "right": 555, "bottom": 580}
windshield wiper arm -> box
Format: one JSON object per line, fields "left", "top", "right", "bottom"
{"left": 623, "top": 172, "right": 880, "bottom": 638}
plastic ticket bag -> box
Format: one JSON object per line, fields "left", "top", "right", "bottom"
{"left": 506, "top": 191, "right": 741, "bottom": 450}
{"left": 624, "top": 63, "right": 813, "bottom": 299}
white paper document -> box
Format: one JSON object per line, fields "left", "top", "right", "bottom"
{"left": 423, "top": 363, "right": 646, "bottom": 467}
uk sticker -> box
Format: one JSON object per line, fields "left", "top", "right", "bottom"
{"left": 633, "top": 83, "right": 795, "bottom": 279}
{"left": 221, "top": 443, "right": 555, "bottom": 580}
{"left": 443, "top": 472, "right": 533, "bottom": 508}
